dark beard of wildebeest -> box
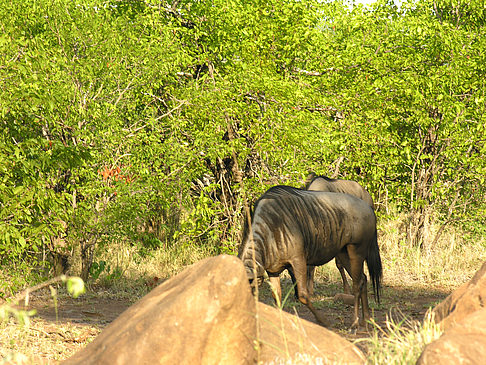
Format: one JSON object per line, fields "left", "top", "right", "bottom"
{"left": 288, "top": 173, "right": 376, "bottom": 299}
{"left": 238, "top": 185, "right": 382, "bottom": 328}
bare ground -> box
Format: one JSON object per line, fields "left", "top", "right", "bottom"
{"left": 3, "top": 275, "right": 449, "bottom": 363}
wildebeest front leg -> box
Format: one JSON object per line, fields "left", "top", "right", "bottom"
{"left": 288, "top": 266, "right": 315, "bottom": 299}
{"left": 307, "top": 266, "right": 315, "bottom": 296}
{"left": 291, "top": 260, "right": 329, "bottom": 327}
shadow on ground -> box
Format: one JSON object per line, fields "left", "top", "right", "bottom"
{"left": 257, "top": 276, "right": 449, "bottom": 350}
{"left": 22, "top": 276, "right": 449, "bottom": 350}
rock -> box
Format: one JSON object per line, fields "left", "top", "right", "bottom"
{"left": 432, "top": 261, "right": 486, "bottom": 329}
{"left": 333, "top": 293, "right": 355, "bottom": 305}
{"left": 418, "top": 262, "right": 486, "bottom": 365}
{"left": 417, "top": 307, "right": 486, "bottom": 365}
{"left": 257, "top": 302, "right": 366, "bottom": 364}
{"left": 64, "top": 255, "right": 257, "bottom": 365}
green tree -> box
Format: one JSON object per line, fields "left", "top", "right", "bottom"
{"left": 1, "top": 0, "right": 485, "bottom": 294}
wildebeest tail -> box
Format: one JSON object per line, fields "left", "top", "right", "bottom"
{"left": 366, "top": 230, "right": 383, "bottom": 303}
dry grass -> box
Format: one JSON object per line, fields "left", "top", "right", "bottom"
{"left": 312, "top": 214, "right": 486, "bottom": 291}
{"left": 95, "top": 242, "right": 213, "bottom": 282}
{"left": 0, "top": 315, "right": 100, "bottom": 364}
{"left": 377, "top": 214, "right": 486, "bottom": 290}
{"left": 362, "top": 311, "right": 443, "bottom": 365}
{"left": 1, "top": 216, "right": 485, "bottom": 364}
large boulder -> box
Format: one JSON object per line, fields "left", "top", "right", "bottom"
{"left": 64, "top": 255, "right": 257, "bottom": 365}
{"left": 257, "top": 303, "right": 366, "bottom": 364}
{"left": 416, "top": 307, "right": 486, "bottom": 365}
{"left": 432, "top": 261, "right": 486, "bottom": 329}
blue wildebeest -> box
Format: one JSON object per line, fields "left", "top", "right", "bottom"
{"left": 301, "top": 173, "right": 375, "bottom": 297}
{"left": 238, "top": 185, "right": 382, "bottom": 328}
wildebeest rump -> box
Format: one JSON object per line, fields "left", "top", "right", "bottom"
{"left": 238, "top": 185, "right": 382, "bottom": 328}
{"left": 302, "top": 173, "right": 376, "bottom": 296}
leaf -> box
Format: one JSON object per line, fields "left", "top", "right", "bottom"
{"left": 66, "top": 277, "right": 86, "bottom": 298}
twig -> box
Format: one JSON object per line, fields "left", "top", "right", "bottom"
{"left": 8, "top": 275, "right": 67, "bottom": 305}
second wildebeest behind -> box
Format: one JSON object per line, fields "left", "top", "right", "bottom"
{"left": 302, "top": 173, "right": 376, "bottom": 296}
{"left": 238, "top": 185, "right": 382, "bottom": 328}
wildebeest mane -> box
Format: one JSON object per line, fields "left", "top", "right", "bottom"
{"left": 239, "top": 185, "right": 308, "bottom": 255}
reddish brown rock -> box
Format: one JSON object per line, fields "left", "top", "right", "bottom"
{"left": 257, "top": 303, "right": 366, "bottom": 364}
{"left": 417, "top": 307, "right": 486, "bottom": 365}
{"left": 433, "top": 261, "right": 486, "bottom": 329}
{"left": 64, "top": 255, "right": 257, "bottom": 365}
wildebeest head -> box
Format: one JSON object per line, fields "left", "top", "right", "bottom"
{"left": 238, "top": 235, "right": 266, "bottom": 286}
{"left": 238, "top": 204, "right": 267, "bottom": 286}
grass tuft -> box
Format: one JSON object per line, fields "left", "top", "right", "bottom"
{"left": 362, "top": 310, "right": 442, "bottom": 365}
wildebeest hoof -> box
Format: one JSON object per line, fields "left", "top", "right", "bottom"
{"left": 350, "top": 317, "right": 360, "bottom": 331}
{"left": 333, "top": 293, "right": 354, "bottom": 305}
{"left": 359, "top": 318, "right": 370, "bottom": 331}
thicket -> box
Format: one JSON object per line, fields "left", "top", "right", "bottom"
{"left": 1, "top": 0, "right": 485, "bottom": 295}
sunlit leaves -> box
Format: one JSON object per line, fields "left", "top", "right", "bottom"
{"left": 1, "top": 0, "right": 485, "bottom": 273}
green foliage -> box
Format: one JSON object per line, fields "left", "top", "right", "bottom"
{"left": 89, "top": 261, "right": 108, "bottom": 281}
{"left": 89, "top": 260, "right": 123, "bottom": 284}
{"left": 0, "top": 0, "right": 485, "bottom": 288}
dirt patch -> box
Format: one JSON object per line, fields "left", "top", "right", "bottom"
{"left": 256, "top": 277, "right": 448, "bottom": 351}
{"left": 5, "top": 277, "right": 449, "bottom": 362}
{"left": 29, "top": 296, "right": 131, "bottom": 327}
{"left": 2, "top": 290, "right": 137, "bottom": 364}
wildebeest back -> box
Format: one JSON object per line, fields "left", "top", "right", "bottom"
{"left": 305, "top": 175, "right": 374, "bottom": 209}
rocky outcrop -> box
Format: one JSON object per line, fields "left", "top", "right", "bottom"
{"left": 417, "top": 307, "right": 486, "bottom": 365}
{"left": 257, "top": 303, "right": 366, "bottom": 364}
{"left": 432, "top": 261, "right": 486, "bottom": 330}
{"left": 64, "top": 254, "right": 365, "bottom": 364}
{"left": 417, "top": 261, "right": 486, "bottom": 365}
{"left": 64, "top": 255, "right": 257, "bottom": 365}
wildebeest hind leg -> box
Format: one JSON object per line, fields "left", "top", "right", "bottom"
{"left": 340, "top": 246, "right": 366, "bottom": 329}
{"left": 335, "top": 257, "right": 351, "bottom": 294}
{"left": 359, "top": 273, "right": 370, "bottom": 328}
{"left": 291, "top": 260, "right": 329, "bottom": 327}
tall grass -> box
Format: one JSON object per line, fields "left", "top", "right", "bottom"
{"left": 87, "top": 213, "right": 485, "bottom": 293}
{"left": 79, "top": 241, "right": 216, "bottom": 300}
{"left": 377, "top": 214, "right": 486, "bottom": 289}
{"left": 363, "top": 311, "right": 443, "bottom": 365}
